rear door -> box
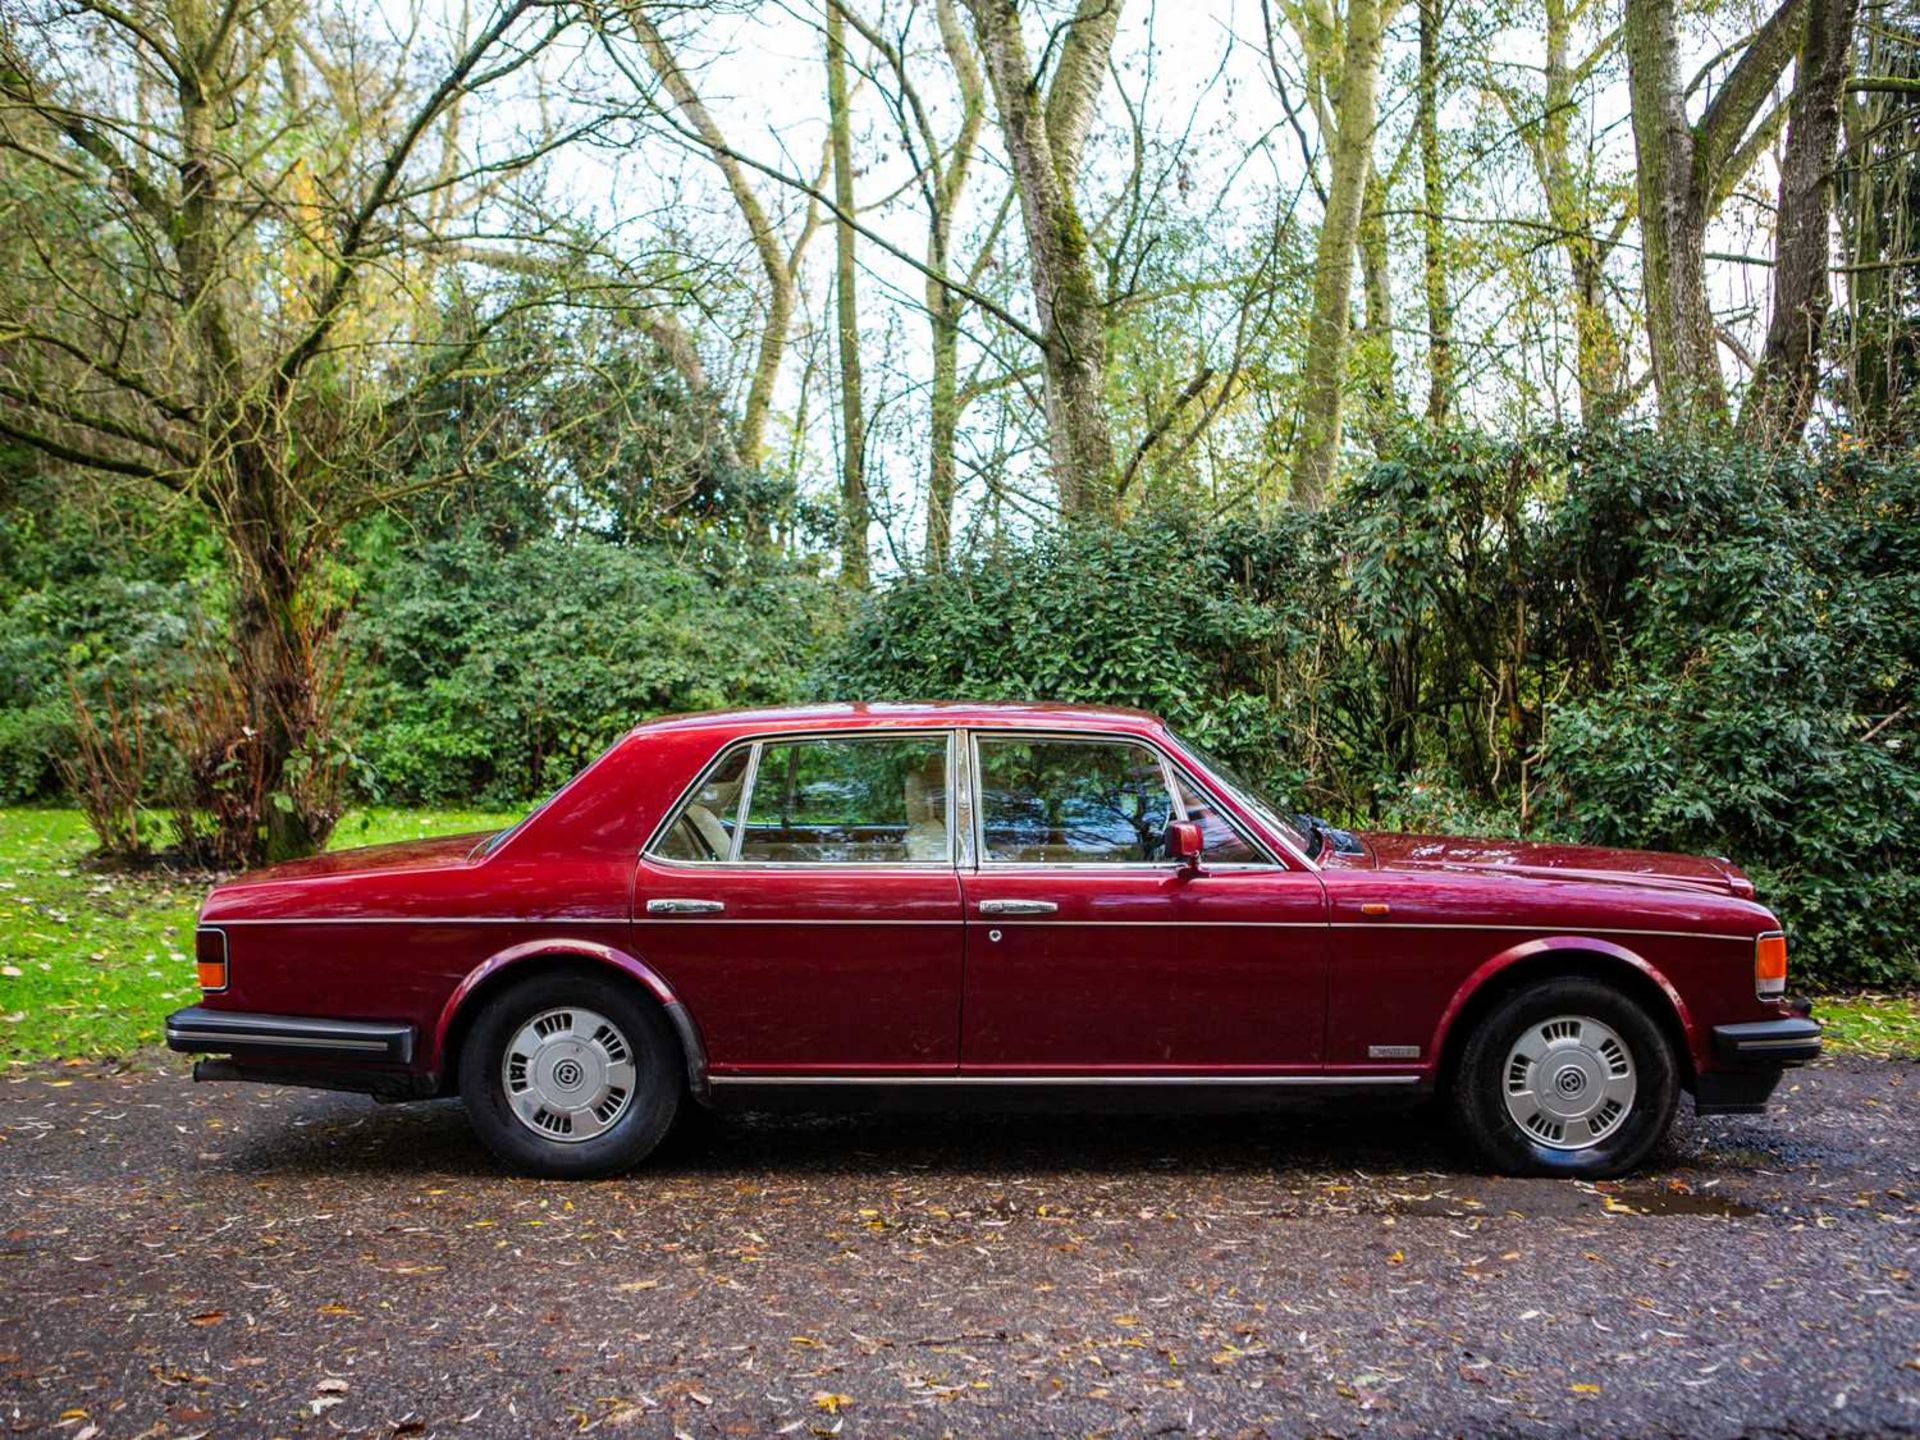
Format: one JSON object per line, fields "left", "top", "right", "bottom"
{"left": 634, "top": 729, "right": 963, "bottom": 1075}
{"left": 958, "top": 731, "right": 1328, "bottom": 1073}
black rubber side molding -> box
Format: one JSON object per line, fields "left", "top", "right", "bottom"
{"left": 1711, "top": 1017, "right": 1823, "bottom": 1066}
{"left": 165, "top": 1005, "right": 415, "bottom": 1064}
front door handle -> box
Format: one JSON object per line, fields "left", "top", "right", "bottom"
{"left": 646, "top": 898, "right": 726, "bottom": 915}
{"left": 977, "top": 899, "right": 1058, "bottom": 916}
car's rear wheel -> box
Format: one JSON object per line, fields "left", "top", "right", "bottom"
{"left": 1450, "top": 977, "right": 1678, "bottom": 1178}
{"left": 458, "top": 970, "right": 680, "bottom": 1178}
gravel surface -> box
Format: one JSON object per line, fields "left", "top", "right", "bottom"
{"left": 0, "top": 1057, "right": 1914, "bottom": 1438}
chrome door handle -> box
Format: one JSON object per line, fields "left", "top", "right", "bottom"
{"left": 646, "top": 898, "right": 725, "bottom": 915}
{"left": 977, "top": 899, "right": 1058, "bottom": 916}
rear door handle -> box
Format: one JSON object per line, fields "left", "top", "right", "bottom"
{"left": 646, "top": 898, "right": 725, "bottom": 915}
{"left": 977, "top": 899, "right": 1058, "bottom": 916}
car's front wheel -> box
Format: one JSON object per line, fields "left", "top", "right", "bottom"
{"left": 458, "top": 970, "right": 681, "bottom": 1178}
{"left": 1450, "top": 977, "right": 1679, "bottom": 1178}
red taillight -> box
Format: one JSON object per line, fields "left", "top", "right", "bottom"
{"left": 195, "top": 927, "right": 228, "bottom": 992}
{"left": 1755, "top": 932, "right": 1787, "bottom": 999}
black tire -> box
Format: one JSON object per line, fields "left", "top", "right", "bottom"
{"left": 1449, "top": 977, "right": 1678, "bottom": 1178}
{"left": 458, "top": 969, "right": 681, "bottom": 1179}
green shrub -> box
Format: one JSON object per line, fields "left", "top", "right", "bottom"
{"left": 827, "top": 433, "right": 1918, "bottom": 988}
{"left": 353, "top": 532, "right": 847, "bottom": 806}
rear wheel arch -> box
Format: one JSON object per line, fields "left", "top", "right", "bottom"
{"left": 433, "top": 943, "right": 708, "bottom": 1101}
{"left": 1431, "top": 940, "right": 1698, "bottom": 1092}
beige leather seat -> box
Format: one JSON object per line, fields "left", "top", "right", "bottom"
{"left": 902, "top": 760, "right": 947, "bottom": 861}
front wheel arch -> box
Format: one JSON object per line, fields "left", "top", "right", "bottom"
{"left": 433, "top": 944, "right": 707, "bottom": 1101}
{"left": 1432, "top": 943, "right": 1697, "bottom": 1097}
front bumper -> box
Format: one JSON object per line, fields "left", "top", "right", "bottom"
{"left": 1712, "top": 1016, "right": 1823, "bottom": 1066}
{"left": 165, "top": 1005, "right": 416, "bottom": 1065}
{"left": 1695, "top": 1015, "right": 1823, "bottom": 1115}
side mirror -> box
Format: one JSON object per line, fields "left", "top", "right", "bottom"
{"left": 1166, "top": 819, "right": 1206, "bottom": 875}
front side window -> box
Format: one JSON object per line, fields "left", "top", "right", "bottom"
{"left": 976, "top": 737, "right": 1175, "bottom": 864}
{"left": 736, "top": 735, "right": 951, "bottom": 864}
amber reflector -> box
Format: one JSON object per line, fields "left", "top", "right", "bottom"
{"left": 1755, "top": 932, "right": 1787, "bottom": 998}
{"left": 195, "top": 928, "right": 228, "bottom": 992}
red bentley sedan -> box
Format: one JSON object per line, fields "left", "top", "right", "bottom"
{"left": 166, "top": 702, "right": 1819, "bottom": 1179}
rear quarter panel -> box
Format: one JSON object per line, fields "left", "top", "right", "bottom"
{"left": 194, "top": 725, "right": 730, "bottom": 1076}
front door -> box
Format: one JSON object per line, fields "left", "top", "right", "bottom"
{"left": 959, "top": 732, "right": 1328, "bottom": 1072}
{"left": 634, "top": 729, "right": 963, "bottom": 1075}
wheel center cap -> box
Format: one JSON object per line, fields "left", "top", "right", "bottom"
{"left": 552, "top": 1057, "right": 585, "bottom": 1089}
{"left": 1555, "top": 1066, "right": 1587, "bottom": 1097}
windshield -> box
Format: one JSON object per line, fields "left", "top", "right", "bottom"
{"left": 1168, "top": 731, "right": 1315, "bottom": 859}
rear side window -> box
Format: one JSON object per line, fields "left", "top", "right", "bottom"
{"left": 976, "top": 737, "right": 1174, "bottom": 864}
{"left": 653, "top": 734, "right": 952, "bottom": 864}
{"left": 738, "top": 736, "right": 950, "bottom": 864}
{"left": 653, "top": 747, "right": 751, "bottom": 861}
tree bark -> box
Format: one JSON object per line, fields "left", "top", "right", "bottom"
{"left": 1358, "top": 164, "right": 1398, "bottom": 455}
{"left": 1739, "top": 0, "right": 1859, "bottom": 444}
{"left": 924, "top": 0, "right": 985, "bottom": 569}
{"left": 1623, "top": 0, "right": 1806, "bottom": 431}
{"left": 967, "top": 0, "right": 1121, "bottom": 522}
{"left": 1417, "top": 0, "right": 1452, "bottom": 426}
{"left": 1289, "top": 0, "right": 1393, "bottom": 507}
{"left": 826, "top": 2, "right": 869, "bottom": 586}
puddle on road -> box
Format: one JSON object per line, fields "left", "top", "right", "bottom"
{"left": 1597, "top": 1183, "right": 1760, "bottom": 1217}
{"left": 1383, "top": 1180, "right": 1762, "bottom": 1219}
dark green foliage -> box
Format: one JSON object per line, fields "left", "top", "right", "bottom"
{"left": 829, "top": 433, "right": 1919, "bottom": 987}
{"left": 352, "top": 532, "right": 848, "bottom": 806}
{"left": 0, "top": 462, "right": 215, "bottom": 803}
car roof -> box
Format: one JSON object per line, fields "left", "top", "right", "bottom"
{"left": 628, "top": 700, "right": 1164, "bottom": 738}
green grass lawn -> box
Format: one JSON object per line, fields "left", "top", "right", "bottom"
{"left": 0, "top": 807, "right": 519, "bottom": 1064}
{"left": 3, "top": 806, "right": 1915, "bottom": 1067}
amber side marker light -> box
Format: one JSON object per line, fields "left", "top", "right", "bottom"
{"left": 195, "top": 927, "right": 229, "bottom": 993}
{"left": 1755, "top": 931, "right": 1787, "bottom": 1000}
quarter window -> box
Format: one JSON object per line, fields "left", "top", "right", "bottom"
{"left": 1170, "top": 771, "right": 1266, "bottom": 864}
{"left": 976, "top": 737, "right": 1175, "bottom": 864}
{"left": 654, "top": 746, "right": 751, "bottom": 861}
{"left": 736, "top": 736, "right": 951, "bottom": 864}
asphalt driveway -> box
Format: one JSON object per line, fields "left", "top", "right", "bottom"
{"left": 0, "top": 1056, "right": 1913, "bottom": 1438}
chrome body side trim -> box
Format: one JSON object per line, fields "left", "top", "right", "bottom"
{"left": 708, "top": 1073, "right": 1422, "bottom": 1087}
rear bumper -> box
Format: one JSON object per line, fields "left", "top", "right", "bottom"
{"left": 1712, "top": 1017, "right": 1823, "bottom": 1066}
{"left": 165, "top": 1005, "right": 416, "bottom": 1065}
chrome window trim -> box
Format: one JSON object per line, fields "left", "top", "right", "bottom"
{"left": 642, "top": 727, "right": 961, "bottom": 871}
{"left": 966, "top": 728, "right": 1293, "bottom": 872}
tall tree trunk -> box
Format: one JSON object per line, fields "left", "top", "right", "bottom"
{"left": 826, "top": 2, "right": 869, "bottom": 586}
{"left": 1740, "top": 0, "right": 1860, "bottom": 444}
{"left": 1417, "top": 0, "right": 1453, "bottom": 426}
{"left": 1623, "top": 0, "right": 1721, "bottom": 427}
{"left": 1289, "top": 0, "right": 1393, "bottom": 506}
{"left": 227, "top": 434, "right": 325, "bottom": 862}
{"left": 1623, "top": 0, "right": 1806, "bottom": 430}
{"left": 631, "top": 11, "right": 797, "bottom": 470}
{"left": 1359, "top": 165, "right": 1398, "bottom": 455}
{"left": 1511, "top": 0, "right": 1631, "bottom": 421}
{"left": 967, "top": 0, "right": 1121, "bottom": 522}
{"left": 924, "top": 0, "right": 984, "bottom": 568}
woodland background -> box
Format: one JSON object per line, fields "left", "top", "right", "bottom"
{"left": 0, "top": 0, "right": 1915, "bottom": 988}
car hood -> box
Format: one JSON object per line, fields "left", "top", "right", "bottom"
{"left": 216, "top": 831, "right": 493, "bottom": 888}
{"left": 1345, "top": 831, "right": 1755, "bottom": 898}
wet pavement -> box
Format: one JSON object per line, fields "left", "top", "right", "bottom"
{"left": 0, "top": 1056, "right": 1913, "bottom": 1437}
